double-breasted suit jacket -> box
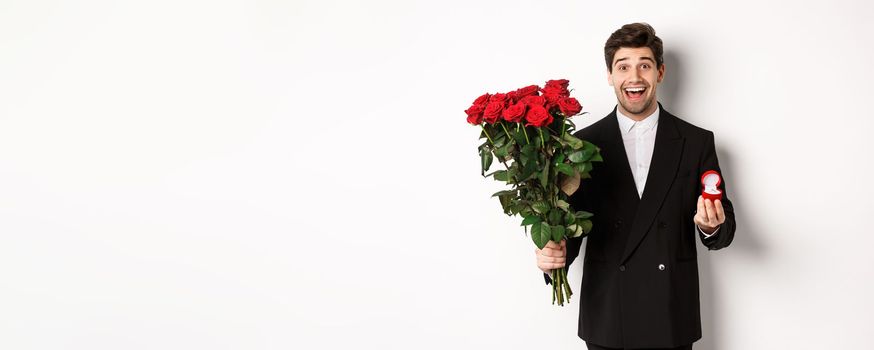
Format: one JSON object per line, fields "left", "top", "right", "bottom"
{"left": 545, "top": 103, "right": 736, "bottom": 349}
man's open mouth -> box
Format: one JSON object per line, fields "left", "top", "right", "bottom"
{"left": 624, "top": 86, "right": 646, "bottom": 100}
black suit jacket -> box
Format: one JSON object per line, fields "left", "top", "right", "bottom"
{"left": 544, "top": 103, "right": 735, "bottom": 348}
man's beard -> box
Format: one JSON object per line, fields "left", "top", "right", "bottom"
{"left": 619, "top": 94, "right": 655, "bottom": 115}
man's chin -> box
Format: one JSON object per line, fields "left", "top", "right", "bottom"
{"left": 619, "top": 99, "right": 653, "bottom": 115}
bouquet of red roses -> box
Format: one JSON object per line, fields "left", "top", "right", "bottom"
{"left": 466, "top": 79, "right": 602, "bottom": 306}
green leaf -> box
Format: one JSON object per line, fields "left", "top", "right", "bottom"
{"left": 532, "top": 201, "right": 550, "bottom": 214}
{"left": 539, "top": 162, "right": 550, "bottom": 187}
{"left": 480, "top": 148, "right": 493, "bottom": 175}
{"left": 562, "top": 133, "right": 584, "bottom": 149}
{"left": 520, "top": 159, "right": 538, "bottom": 181}
{"left": 531, "top": 222, "right": 551, "bottom": 249}
{"left": 521, "top": 143, "right": 536, "bottom": 157}
{"left": 564, "top": 211, "right": 575, "bottom": 225}
{"left": 568, "top": 224, "right": 584, "bottom": 238}
{"left": 493, "top": 135, "right": 506, "bottom": 148}
{"left": 521, "top": 216, "right": 541, "bottom": 226}
{"left": 569, "top": 149, "right": 593, "bottom": 163}
{"left": 498, "top": 194, "right": 512, "bottom": 214}
{"left": 555, "top": 163, "right": 574, "bottom": 176}
{"left": 574, "top": 162, "right": 592, "bottom": 174}
{"left": 513, "top": 128, "right": 528, "bottom": 145}
{"left": 548, "top": 209, "right": 562, "bottom": 225}
{"left": 493, "top": 170, "right": 509, "bottom": 182}
{"left": 556, "top": 200, "right": 570, "bottom": 211}
{"left": 492, "top": 190, "right": 517, "bottom": 198}
{"left": 578, "top": 219, "right": 593, "bottom": 234}
{"left": 551, "top": 225, "right": 566, "bottom": 242}
{"left": 590, "top": 152, "right": 603, "bottom": 162}
{"left": 554, "top": 153, "right": 565, "bottom": 165}
{"left": 494, "top": 145, "right": 508, "bottom": 158}
{"left": 574, "top": 211, "right": 594, "bottom": 219}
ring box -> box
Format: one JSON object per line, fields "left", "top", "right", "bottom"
{"left": 701, "top": 170, "right": 722, "bottom": 201}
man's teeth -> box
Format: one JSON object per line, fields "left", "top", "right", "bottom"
{"left": 625, "top": 87, "right": 645, "bottom": 92}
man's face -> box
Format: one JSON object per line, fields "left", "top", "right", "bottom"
{"left": 608, "top": 47, "right": 665, "bottom": 119}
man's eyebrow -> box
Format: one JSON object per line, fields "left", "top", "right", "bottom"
{"left": 613, "top": 56, "right": 656, "bottom": 66}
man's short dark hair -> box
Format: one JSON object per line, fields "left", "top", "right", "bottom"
{"left": 604, "top": 23, "right": 664, "bottom": 73}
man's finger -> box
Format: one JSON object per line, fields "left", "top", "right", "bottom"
{"left": 701, "top": 198, "right": 712, "bottom": 222}
{"left": 707, "top": 199, "right": 720, "bottom": 224}
{"left": 545, "top": 256, "right": 565, "bottom": 264}
{"left": 714, "top": 199, "right": 725, "bottom": 223}
{"left": 544, "top": 247, "right": 564, "bottom": 257}
{"left": 696, "top": 196, "right": 705, "bottom": 220}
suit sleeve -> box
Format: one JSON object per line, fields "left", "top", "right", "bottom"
{"left": 698, "top": 131, "right": 736, "bottom": 250}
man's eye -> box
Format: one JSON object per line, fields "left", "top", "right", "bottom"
{"left": 641, "top": 64, "right": 650, "bottom": 69}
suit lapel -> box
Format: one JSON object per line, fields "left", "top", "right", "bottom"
{"left": 620, "top": 104, "right": 685, "bottom": 264}
{"left": 601, "top": 108, "right": 642, "bottom": 208}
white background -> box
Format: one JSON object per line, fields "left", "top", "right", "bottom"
{"left": 1, "top": 0, "right": 872, "bottom": 349}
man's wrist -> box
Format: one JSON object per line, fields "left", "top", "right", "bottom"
{"left": 698, "top": 224, "right": 720, "bottom": 237}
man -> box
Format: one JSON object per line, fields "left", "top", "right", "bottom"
{"left": 535, "top": 23, "right": 736, "bottom": 350}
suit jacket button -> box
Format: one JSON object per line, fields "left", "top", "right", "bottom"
{"left": 658, "top": 264, "right": 665, "bottom": 271}
{"left": 615, "top": 220, "right": 622, "bottom": 228}
{"left": 619, "top": 265, "right": 626, "bottom": 272}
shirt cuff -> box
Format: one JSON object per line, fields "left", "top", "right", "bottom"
{"left": 697, "top": 224, "right": 720, "bottom": 238}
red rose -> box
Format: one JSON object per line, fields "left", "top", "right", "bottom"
{"left": 542, "top": 79, "right": 570, "bottom": 103}
{"left": 482, "top": 101, "right": 503, "bottom": 124}
{"left": 525, "top": 105, "right": 553, "bottom": 127}
{"left": 520, "top": 95, "right": 546, "bottom": 107}
{"left": 506, "top": 91, "right": 518, "bottom": 102}
{"left": 541, "top": 88, "right": 567, "bottom": 111}
{"left": 542, "top": 86, "right": 569, "bottom": 98}
{"left": 472, "top": 93, "right": 491, "bottom": 107}
{"left": 544, "top": 79, "right": 569, "bottom": 90}
{"left": 514, "top": 85, "right": 540, "bottom": 100}
{"left": 502, "top": 102, "right": 527, "bottom": 123}
{"left": 558, "top": 97, "right": 582, "bottom": 116}
{"left": 465, "top": 104, "right": 484, "bottom": 125}
{"left": 489, "top": 93, "right": 510, "bottom": 107}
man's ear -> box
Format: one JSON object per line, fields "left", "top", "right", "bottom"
{"left": 608, "top": 69, "right": 614, "bottom": 86}
{"left": 657, "top": 64, "right": 665, "bottom": 83}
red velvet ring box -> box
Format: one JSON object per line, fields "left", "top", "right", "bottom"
{"left": 701, "top": 170, "right": 722, "bottom": 201}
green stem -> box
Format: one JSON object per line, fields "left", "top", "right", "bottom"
{"left": 482, "top": 125, "right": 511, "bottom": 172}
{"left": 558, "top": 269, "right": 563, "bottom": 305}
{"left": 554, "top": 270, "right": 559, "bottom": 305}
{"left": 500, "top": 122, "right": 511, "bottom": 140}
{"left": 562, "top": 117, "right": 566, "bottom": 138}
{"left": 551, "top": 270, "right": 556, "bottom": 305}
{"left": 480, "top": 125, "right": 495, "bottom": 146}
{"left": 564, "top": 267, "right": 573, "bottom": 299}
{"left": 539, "top": 128, "right": 545, "bottom": 148}
{"left": 521, "top": 124, "right": 530, "bottom": 144}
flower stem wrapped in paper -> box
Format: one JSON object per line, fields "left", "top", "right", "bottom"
{"left": 466, "top": 79, "right": 602, "bottom": 306}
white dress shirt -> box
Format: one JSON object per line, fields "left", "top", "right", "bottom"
{"left": 616, "top": 106, "right": 718, "bottom": 238}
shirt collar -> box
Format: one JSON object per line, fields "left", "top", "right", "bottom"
{"left": 616, "top": 104, "right": 660, "bottom": 134}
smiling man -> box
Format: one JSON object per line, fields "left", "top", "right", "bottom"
{"left": 535, "top": 23, "right": 736, "bottom": 350}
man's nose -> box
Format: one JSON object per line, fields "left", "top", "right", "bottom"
{"left": 630, "top": 67, "right": 642, "bottom": 80}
